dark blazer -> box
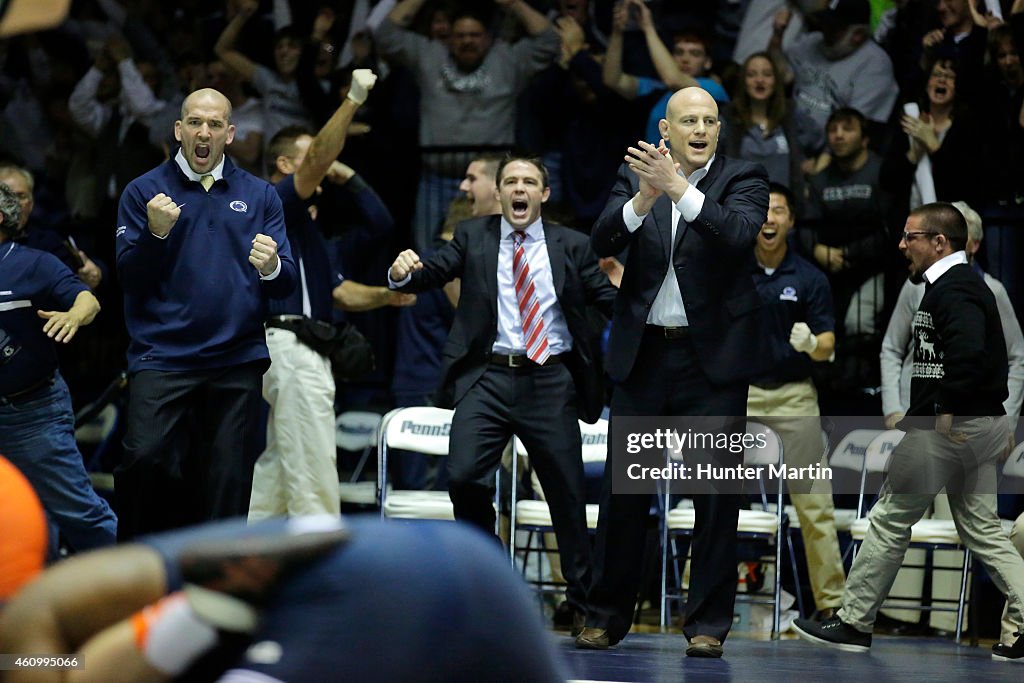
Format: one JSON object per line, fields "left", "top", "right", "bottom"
{"left": 396, "top": 215, "right": 617, "bottom": 423}
{"left": 591, "top": 155, "right": 769, "bottom": 385}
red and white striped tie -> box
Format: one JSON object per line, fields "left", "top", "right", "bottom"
{"left": 512, "top": 231, "right": 551, "bottom": 364}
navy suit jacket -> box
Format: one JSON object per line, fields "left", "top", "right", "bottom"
{"left": 396, "top": 215, "right": 617, "bottom": 423}
{"left": 591, "top": 155, "right": 769, "bottom": 385}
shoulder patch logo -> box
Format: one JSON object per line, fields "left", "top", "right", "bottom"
{"left": 779, "top": 286, "right": 798, "bottom": 302}
{"left": 230, "top": 200, "right": 248, "bottom": 213}
{"left": 116, "top": 225, "right": 127, "bottom": 238}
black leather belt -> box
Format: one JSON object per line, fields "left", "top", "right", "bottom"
{"left": 490, "top": 353, "right": 563, "bottom": 368}
{"left": 646, "top": 325, "right": 690, "bottom": 339}
{"left": 1, "top": 372, "right": 56, "bottom": 404}
{"left": 752, "top": 381, "right": 788, "bottom": 391}
{"left": 266, "top": 314, "right": 305, "bottom": 332}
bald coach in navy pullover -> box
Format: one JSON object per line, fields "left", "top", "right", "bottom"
{"left": 115, "top": 88, "right": 296, "bottom": 539}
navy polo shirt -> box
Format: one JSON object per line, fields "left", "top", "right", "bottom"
{"left": 116, "top": 156, "right": 296, "bottom": 373}
{"left": 0, "top": 242, "right": 87, "bottom": 394}
{"left": 267, "top": 175, "right": 343, "bottom": 323}
{"left": 750, "top": 249, "right": 834, "bottom": 385}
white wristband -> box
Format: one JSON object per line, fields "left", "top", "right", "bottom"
{"left": 138, "top": 593, "right": 219, "bottom": 676}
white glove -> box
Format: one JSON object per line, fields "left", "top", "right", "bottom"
{"left": 346, "top": 69, "right": 377, "bottom": 104}
{"left": 789, "top": 322, "right": 818, "bottom": 354}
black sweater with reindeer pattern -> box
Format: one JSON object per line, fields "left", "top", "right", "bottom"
{"left": 908, "top": 263, "right": 1007, "bottom": 418}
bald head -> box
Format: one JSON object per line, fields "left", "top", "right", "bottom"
{"left": 666, "top": 86, "right": 718, "bottom": 121}
{"left": 659, "top": 87, "right": 720, "bottom": 175}
{"left": 180, "top": 88, "right": 232, "bottom": 122}
{"left": 175, "top": 88, "right": 236, "bottom": 174}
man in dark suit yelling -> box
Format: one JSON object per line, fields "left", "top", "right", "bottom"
{"left": 577, "top": 87, "right": 769, "bottom": 657}
{"left": 389, "top": 155, "right": 617, "bottom": 632}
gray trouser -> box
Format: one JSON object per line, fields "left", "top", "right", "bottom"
{"left": 838, "top": 417, "right": 1024, "bottom": 634}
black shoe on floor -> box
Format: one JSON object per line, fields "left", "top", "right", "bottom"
{"left": 792, "top": 615, "right": 872, "bottom": 653}
{"left": 992, "top": 632, "right": 1024, "bottom": 662}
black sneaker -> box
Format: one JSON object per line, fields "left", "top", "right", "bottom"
{"left": 992, "top": 631, "right": 1023, "bottom": 662}
{"left": 792, "top": 615, "right": 872, "bottom": 653}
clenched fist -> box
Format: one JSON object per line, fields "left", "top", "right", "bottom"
{"left": 346, "top": 69, "right": 377, "bottom": 105}
{"left": 389, "top": 249, "right": 423, "bottom": 282}
{"left": 249, "top": 234, "right": 279, "bottom": 276}
{"left": 788, "top": 322, "right": 818, "bottom": 354}
{"left": 147, "top": 193, "right": 183, "bottom": 237}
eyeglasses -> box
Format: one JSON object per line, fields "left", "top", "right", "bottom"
{"left": 902, "top": 231, "right": 939, "bottom": 242}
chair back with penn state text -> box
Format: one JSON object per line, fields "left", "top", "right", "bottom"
{"left": 377, "top": 407, "right": 455, "bottom": 520}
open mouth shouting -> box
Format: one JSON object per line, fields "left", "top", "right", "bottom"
{"left": 510, "top": 196, "right": 530, "bottom": 222}
{"left": 194, "top": 143, "right": 211, "bottom": 164}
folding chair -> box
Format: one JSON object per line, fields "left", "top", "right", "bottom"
{"left": 377, "top": 407, "right": 508, "bottom": 540}
{"left": 828, "top": 428, "right": 881, "bottom": 564}
{"left": 75, "top": 371, "right": 128, "bottom": 495}
{"left": 336, "top": 410, "right": 383, "bottom": 507}
{"left": 513, "top": 418, "right": 607, "bottom": 597}
{"left": 660, "top": 423, "right": 794, "bottom": 638}
{"left": 849, "top": 429, "right": 973, "bottom": 643}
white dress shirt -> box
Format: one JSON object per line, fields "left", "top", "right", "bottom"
{"left": 493, "top": 217, "right": 572, "bottom": 355}
{"left": 922, "top": 250, "right": 968, "bottom": 285}
{"left": 621, "top": 155, "right": 714, "bottom": 326}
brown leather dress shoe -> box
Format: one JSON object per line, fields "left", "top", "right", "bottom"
{"left": 686, "top": 635, "right": 724, "bottom": 658}
{"left": 575, "top": 627, "right": 611, "bottom": 649}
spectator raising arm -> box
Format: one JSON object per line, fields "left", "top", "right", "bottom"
{"left": 68, "top": 46, "right": 118, "bottom": 137}
{"left": 635, "top": 0, "right": 697, "bottom": 91}
{"left": 291, "top": 70, "right": 377, "bottom": 200}
{"left": 602, "top": 2, "right": 640, "bottom": 99}
{"left": 387, "top": 0, "right": 430, "bottom": 27}
{"left": 496, "top": 0, "right": 551, "bottom": 37}
{"left": 326, "top": 162, "right": 395, "bottom": 240}
{"left": 768, "top": 6, "right": 795, "bottom": 86}
{"left": 214, "top": 0, "right": 259, "bottom": 82}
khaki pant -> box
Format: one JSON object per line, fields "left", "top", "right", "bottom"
{"left": 249, "top": 328, "right": 340, "bottom": 519}
{"left": 747, "top": 380, "right": 846, "bottom": 610}
{"left": 880, "top": 493, "right": 968, "bottom": 631}
{"left": 838, "top": 418, "right": 1024, "bottom": 634}
{"left": 1001, "top": 513, "right": 1024, "bottom": 643}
